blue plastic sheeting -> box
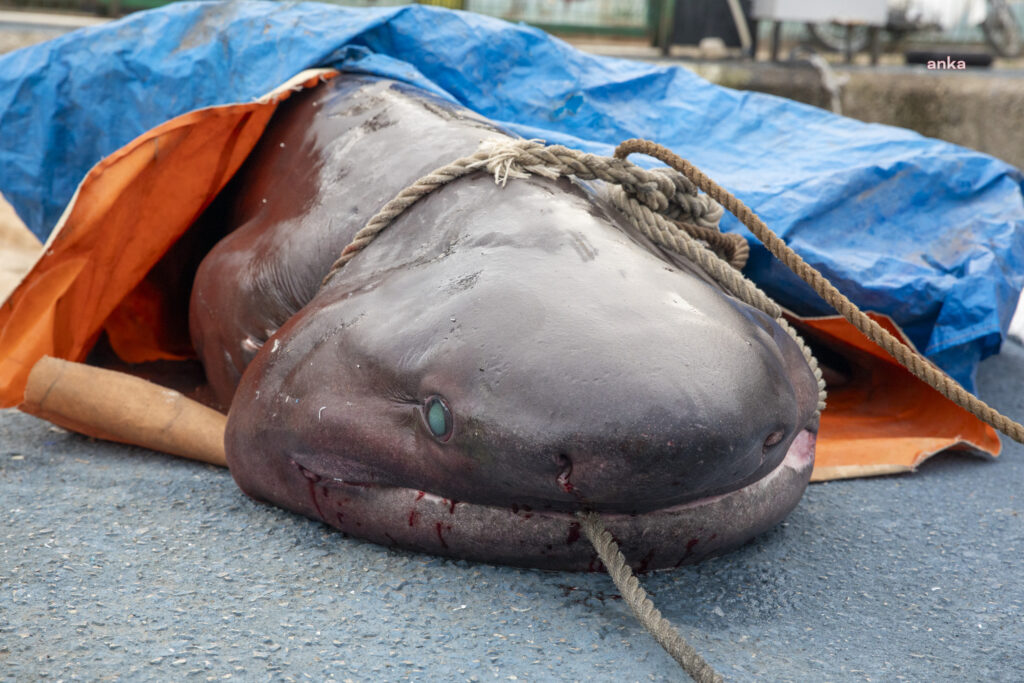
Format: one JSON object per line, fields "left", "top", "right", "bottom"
{"left": 1, "top": 1, "right": 1022, "bottom": 391}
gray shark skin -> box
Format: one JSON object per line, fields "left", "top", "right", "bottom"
{"left": 189, "top": 75, "right": 819, "bottom": 571}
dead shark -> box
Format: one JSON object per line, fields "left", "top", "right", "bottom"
{"left": 189, "top": 75, "right": 820, "bottom": 571}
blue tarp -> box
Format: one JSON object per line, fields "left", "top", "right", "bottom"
{"left": 1, "top": 1, "right": 1022, "bottom": 391}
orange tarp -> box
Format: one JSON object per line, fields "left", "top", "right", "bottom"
{"left": 793, "top": 314, "right": 999, "bottom": 480}
{"left": 0, "top": 70, "right": 335, "bottom": 407}
{"left": 0, "top": 69, "right": 1000, "bottom": 481}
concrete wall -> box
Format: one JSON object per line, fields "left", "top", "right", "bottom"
{"left": 686, "top": 61, "right": 1024, "bottom": 171}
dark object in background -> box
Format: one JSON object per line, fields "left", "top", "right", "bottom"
{"left": 905, "top": 50, "right": 994, "bottom": 68}
{"left": 982, "top": 0, "right": 1023, "bottom": 57}
{"left": 659, "top": 0, "right": 757, "bottom": 54}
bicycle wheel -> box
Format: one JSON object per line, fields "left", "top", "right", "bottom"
{"left": 982, "top": 0, "right": 1023, "bottom": 57}
{"left": 806, "top": 22, "right": 871, "bottom": 53}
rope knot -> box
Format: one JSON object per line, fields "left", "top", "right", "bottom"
{"left": 478, "top": 139, "right": 559, "bottom": 187}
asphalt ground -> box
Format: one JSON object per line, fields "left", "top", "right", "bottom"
{"left": 2, "top": 10, "right": 1023, "bottom": 682}
{"left": 2, "top": 337, "right": 1023, "bottom": 682}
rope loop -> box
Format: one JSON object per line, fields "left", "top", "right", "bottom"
{"left": 322, "top": 138, "right": 740, "bottom": 287}
{"left": 317, "top": 132, "right": 1024, "bottom": 677}
{"left": 612, "top": 137, "right": 1024, "bottom": 445}
{"left": 321, "top": 128, "right": 1024, "bottom": 465}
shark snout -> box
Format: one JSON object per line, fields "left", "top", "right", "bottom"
{"left": 540, "top": 415, "right": 801, "bottom": 515}
{"left": 513, "top": 306, "right": 820, "bottom": 515}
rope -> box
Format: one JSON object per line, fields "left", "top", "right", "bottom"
{"left": 317, "top": 133, "right": 1023, "bottom": 676}
{"left": 685, "top": 221, "right": 750, "bottom": 270}
{"left": 320, "top": 149, "right": 495, "bottom": 287}
{"left": 321, "top": 139, "right": 725, "bottom": 288}
{"left": 577, "top": 511, "right": 723, "bottom": 683}
{"left": 321, "top": 137, "right": 826, "bottom": 416}
{"left": 613, "top": 138, "right": 1024, "bottom": 444}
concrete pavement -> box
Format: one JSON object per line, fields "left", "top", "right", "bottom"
{"left": 2, "top": 341, "right": 1023, "bottom": 681}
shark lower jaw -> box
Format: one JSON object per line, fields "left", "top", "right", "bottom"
{"left": 293, "top": 429, "right": 816, "bottom": 572}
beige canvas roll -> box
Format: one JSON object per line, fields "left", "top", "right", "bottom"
{"left": 21, "top": 356, "right": 227, "bottom": 467}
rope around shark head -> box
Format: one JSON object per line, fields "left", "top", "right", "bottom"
{"left": 323, "top": 136, "right": 1024, "bottom": 445}
{"left": 319, "top": 136, "right": 1024, "bottom": 679}
{"left": 612, "top": 138, "right": 1024, "bottom": 445}
{"left": 318, "top": 137, "right": 822, "bottom": 680}
{"left": 320, "top": 137, "right": 828, "bottom": 423}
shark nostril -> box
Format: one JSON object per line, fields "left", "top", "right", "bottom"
{"left": 554, "top": 452, "right": 574, "bottom": 494}
{"left": 762, "top": 430, "right": 785, "bottom": 456}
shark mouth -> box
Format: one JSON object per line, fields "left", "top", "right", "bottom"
{"left": 293, "top": 429, "right": 816, "bottom": 572}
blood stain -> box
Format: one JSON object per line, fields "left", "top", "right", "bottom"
{"left": 295, "top": 464, "right": 326, "bottom": 521}
{"left": 636, "top": 549, "right": 655, "bottom": 573}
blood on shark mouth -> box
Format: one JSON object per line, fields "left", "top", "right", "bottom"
{"left": 287, "top": 429, "right": 816, "bottom": 571}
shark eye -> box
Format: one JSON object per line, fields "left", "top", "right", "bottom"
{"left": 423, "top": 396, "right": 453, "bottom": 442}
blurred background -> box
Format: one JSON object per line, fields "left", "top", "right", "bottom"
{"left": 2, "top": 0, "right": 1021, "bottom": 60}
{"left": 2, "top": 1, "right": 1022, "bottom": 166}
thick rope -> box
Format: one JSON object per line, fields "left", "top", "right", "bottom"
{"left": 778, "top": 317, "right": 828, "bottom": 416}
{"left": 685, "top": 222, "right": 750, "bottom": 270}
{"left": 319, "top": 138, "right": 827, "bottom": 418}
{"left": 602, "top": 183, "right": 778, "bottom": 312}
{"left": 322, "top": 139, "right": 725, "bottom": 288}
{"left": 320, "top": 149, "right": 494, "bottom": 287}
{"left": 316, "top": 134, "right": 1019, "bottom": 676}
{"left": 316, "top": 139, "right": 777, "bottom": 677}
{"left": 577, "top": 511, "right": 723, "bottom": 683}
{"left": 614, "top": 138, "right": 1024, "bottom": 444}
{"left": 599, "top": 182, "right": 825, "bottom": 416}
